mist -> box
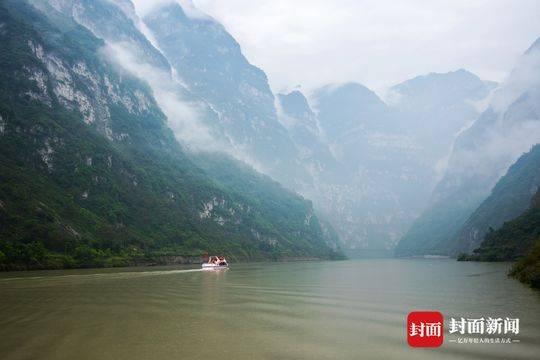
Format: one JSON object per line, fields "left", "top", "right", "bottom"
{"left": 443, "top": 44, "right": 540, "bottom": 182}
{"left": 3, "top": 2, "right": 540, "bottom": 355}
{"left": 31, "top": 0, "right": 537, "bottom": 253}
{"left": 101, "top": 42, "right": 217, "bottom": 149}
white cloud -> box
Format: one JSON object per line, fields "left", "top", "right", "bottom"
{"left": 490, "top": 50, "right": 540, "bottom": 113}
{"left": 101, "top": 42, "right": 218, "bottom": 149}
{"left": 131, "top": 0, "right": 208, "bottom": 18}
{"left": 130, "top": 0, "right": 174, "bottom": 16}
{"left": 188, "top": 0, "right": 540, "bottom": 94}
{"left": 447, "top": 120, "right": 540, "bottom": 180}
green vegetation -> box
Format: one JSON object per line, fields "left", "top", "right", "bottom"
{"left": 458, "top": 189, "right": 540, "bottom": 288}
{"left": 0, "top": 1, "right": 342, "bottom": 270}
{"left": 452, "top": 144, "right": 540, "bottom": 255}
{"left": 509, "top": 238, "right": 540, "bottom": 288}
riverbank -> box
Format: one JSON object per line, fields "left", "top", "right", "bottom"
{"left": 0, "top": 251, "right": 346, "bottom": 271}
{"left": 458, "top": 250, "right": 540, "bottom": 289}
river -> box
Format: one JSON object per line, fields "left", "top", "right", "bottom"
{"left": 0, "top": 259, "right": 539, "bottom": 359}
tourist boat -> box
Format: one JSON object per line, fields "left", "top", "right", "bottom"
{"left": 201, "top": 255, "right": 229, "bottom": 270}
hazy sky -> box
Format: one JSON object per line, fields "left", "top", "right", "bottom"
{"left": 133, "top": 0, "right": 540, "bottom": 94}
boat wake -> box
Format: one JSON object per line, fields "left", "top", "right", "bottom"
{"left": 0, "top": 268, "right": 205, "bottom": 283}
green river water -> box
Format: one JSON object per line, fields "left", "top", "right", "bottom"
{"left": 0, "top": 259, "right": 539, "bottom": 359}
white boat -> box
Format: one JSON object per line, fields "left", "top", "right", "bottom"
{"left": 201, "top": 255, "right": 229, "bottom": 270}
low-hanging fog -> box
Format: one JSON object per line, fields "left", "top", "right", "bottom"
{"left": 77, "top": 0, "right": 540, "bottom": 254}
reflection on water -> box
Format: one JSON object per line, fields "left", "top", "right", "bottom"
{"left": 0, "top": 259, "right": 539, "bottom": 360}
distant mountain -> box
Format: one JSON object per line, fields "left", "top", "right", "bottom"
{"left": 395, "top": 37, "right": 540, "bottom": 257}
{"left": 453, "top": 145, "right": 540, "bottom": 254}
{"left": 388, "top": 69, "right": 496, "bottom": 163}
{"left": 315, "top": 83, "right": 393, "bottom": 140}
{"left": 0, "top": 0, "right": 341, "bottom": 269}
{"left": 301, "top": 68, "right": 495, "bottom": 251}
{"left": 306, "top": 83, "right": 433, "bottom": 250}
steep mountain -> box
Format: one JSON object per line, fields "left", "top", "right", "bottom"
{"left": 453, "top": 145, "right": 540, "bottom": 254}
{"left": 466, "top": 187, "right": 540, "bottom": 261}
{"left": 31, "top": 0, "right": 342, "bottom": 252}
{"left": 34, "top": 0, "right": 170, "bottom": 71}
{"left": 395, "top": 37, "right": 540, "bottom": 257}
{"left": 31, "top": 0, "right": 238, "bottom": 154}
{"left": 141, "top": 2, "right": 426, "bottom": 251}
{"left": 461, "top": 187, "right": 540, "bottom": 288}
{"left": 0, "top": 0, "right": 341, "bottom": 269}
{"left": 142, "top": 2, "right": 307, "bottom": 187}
{"left": 275, "top": 90, "right": 340, "bottom": 184}
{"left": 24, "top": 0, "right": 498, "bottom": 254}
{"left": 192, "top": 152, "right": 343, "bottom": 257}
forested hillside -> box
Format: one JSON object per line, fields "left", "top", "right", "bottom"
{"left": 0, "top": 0, "right": 341, "bottom": 270}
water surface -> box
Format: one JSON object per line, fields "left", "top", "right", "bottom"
{"left": 1, "top": 259, "right": 539, "bottom": 359}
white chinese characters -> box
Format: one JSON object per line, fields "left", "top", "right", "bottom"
{"left": 449, "top": 317, "right": 519, "bottom": 335}
{"left": 409, "top": 321, "right": 442, "bottom": 337}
